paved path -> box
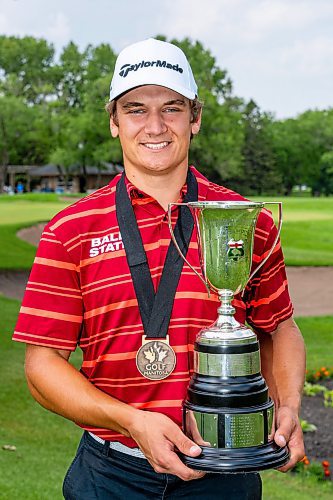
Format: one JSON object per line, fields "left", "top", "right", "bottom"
{"left": 0, "top": 270, "right": 30, "bottom": 302}
{"left": 286, "top": 267, "right": 333, "bottom": 317}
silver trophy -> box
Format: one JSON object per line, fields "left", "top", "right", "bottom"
{"left": 168, "top": 200, "right": 289, "bottom": 472}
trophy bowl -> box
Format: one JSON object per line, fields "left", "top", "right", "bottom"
{"left": 168, "top": 201, "right": 289, "bottom": 473}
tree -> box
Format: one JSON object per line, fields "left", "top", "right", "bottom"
{"left": 48, "top": 42, "right": 120, "bottom": 190}
{"left": 168, "top": 37, "right": 233, "bottom": 99}
{"left": 314, "top": 150, "right": 333, "bottom": 196}
{"left": 55, "top": 42, "right": 86, "bottom": 110}
{"left": 298, "top": 110, "right": 333, "bottom": 195}
{"left": 270, "top": 109, "right": 333, "bottom": 195}
{"left": 239, "top": 100, "right": 282, "bottom": 195}
{"left": 49, "top": 80, "right": 122, "bottom": 192}
{"left": 0, "top": 35, "right": 55, "bottom": 104}
{"left": 0, "top": 96, "right": 53, "bottom": 190}
{"left": 189, "top": 90, "right": 244, "bottom": 182}
{"left": 85, "top": 43, "right": 117, "bottom": 84}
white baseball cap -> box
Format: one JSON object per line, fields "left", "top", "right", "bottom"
{"left": 109, "top": 38, "right": 198, "bottom": 101}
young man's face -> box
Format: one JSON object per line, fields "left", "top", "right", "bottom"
{"left": 110, "top": 85, "right": 201, "bottom": 177}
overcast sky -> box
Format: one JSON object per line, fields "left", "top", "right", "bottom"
{"left": 1, "top": 0, "right": 333, "bottom": 118}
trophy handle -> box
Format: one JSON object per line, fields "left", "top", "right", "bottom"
{"left": 248, "top": 201, "right": 283, "bottom": 283}
{"left": 168, "top": 203, "right": 210, "bottom": 295}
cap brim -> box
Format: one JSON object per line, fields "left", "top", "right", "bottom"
{"left": 110, "top": 76, "right": 196, "bottom": 101}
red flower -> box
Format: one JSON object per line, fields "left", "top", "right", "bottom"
{"left": 324, "top": 469, "right": 331, "bottom": 477}
{"left": 322, "top": 460, "right": 330, "bottom": 468}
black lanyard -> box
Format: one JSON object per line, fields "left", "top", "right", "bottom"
{"left": 116, "top": 170, "right": 198, "bottom": 339}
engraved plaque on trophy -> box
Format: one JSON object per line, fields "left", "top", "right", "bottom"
{"left": 168, "top": 201, "right": 289, "bottom": 472}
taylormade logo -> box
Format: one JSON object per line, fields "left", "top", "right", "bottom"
{"left": 119, "top": 60, "right": 184, "bottom": 78}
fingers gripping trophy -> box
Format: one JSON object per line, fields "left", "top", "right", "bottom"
{"left": 168, "top": 201, "right": 289, "bottom": 473}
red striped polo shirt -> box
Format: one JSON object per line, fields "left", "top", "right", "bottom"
{"left": 13, "top": 166, "right": 293, "bottom": 446}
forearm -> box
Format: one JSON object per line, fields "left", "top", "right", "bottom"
{"left": 258, "top": 317, "right": 306, "bottom": 414}
{"left": 25, "top": 344, "right": 204, "bottom": 480}
{"left": 25, "top": 345, "right": 137, "bottom": 436}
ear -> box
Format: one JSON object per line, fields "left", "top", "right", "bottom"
{"left": 110, "top": 117, "right": 119, "bottom": 138}
{"left": 191, "top": 109, "right": 202, "bottom": 136}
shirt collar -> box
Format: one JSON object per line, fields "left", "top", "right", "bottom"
{"left": 124, "top": 175, "right": 188, "bottom": 204}
{"left": 110, "top": 166, "right": 211, "bottom": 203}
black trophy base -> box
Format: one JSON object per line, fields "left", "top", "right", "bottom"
{"left": 180, "top": 442, "right": 289, "bottom": 473}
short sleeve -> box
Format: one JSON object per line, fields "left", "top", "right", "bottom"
{"left": 13, "top": 224, "right": 83, "bottom": 350}
{"left": 244, "top": 212, "right": 293, "bottom": 334}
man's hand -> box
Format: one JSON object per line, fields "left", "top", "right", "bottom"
{"left": 257, "top": 318, "right": 306, "bottom": 473}
{"left": 274, "top": 406, "right": 305, "bottom": 472}
{"left": 128, "top": 410, "right": 205, "bottom": 481}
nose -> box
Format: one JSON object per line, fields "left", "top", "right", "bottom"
{"left": 144, "top": 111, "right": 168, "bottom": 136}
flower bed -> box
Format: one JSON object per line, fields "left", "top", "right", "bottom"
{"left": 293, "top": 457, "right": 331, "bottom": 481}
{"left": 297, "top": 367, "right": 333, "bottom": 481}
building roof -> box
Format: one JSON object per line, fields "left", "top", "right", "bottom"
{"left": 68, "top": 163, "right": 124, "bottom": 175}
{"left": 29, "top": 164, "right": 64, "bottom": 177}
{"left": 7, "top": 165, "right": 39, "bottom": 173}
{"left": 8, "top": 163, "right": 124, "bottom": 177}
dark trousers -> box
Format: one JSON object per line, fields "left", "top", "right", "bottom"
{"left": 63, "top": 432, "right": 262, "bottom": 499}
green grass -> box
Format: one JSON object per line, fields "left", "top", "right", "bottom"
{"left": 261, "top": 469, "right": 333, "bottom": 499}
{"left": 0, "top": 296, "right": 82, "bottom": 499}
{"left": 0, "top": 199, "right": 70, "bottom": 225}
{"left": 0, "top": 295, "right": 332, "bottom": 498}
{"left": 0, "top": 193, "right": 61, "bottom": 203}
{"left": 296, "top": 316, "right": 333, "bottom": 369}
{"left": 252, "top": 196, "right": 333, "bottom": 220}
{"left": 281, "top": 220, "right": 333, "bottom": 266}
{"left": 0, "top": 223, "right": 40, "bottom": 269}
{"left": 0, "top": 195, "right": 71, "bottom": 269}
{"left": 250, "top": 197, "right": 333, "bottom": 266}
{"left": 275, "top": 198, "right": 333, "bottom": 266}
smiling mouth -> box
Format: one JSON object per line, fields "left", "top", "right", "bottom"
{"left": 142, "top": 141, "right": 170, "bottom": 150}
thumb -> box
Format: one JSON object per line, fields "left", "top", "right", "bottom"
{"left": 274, "top": 407, "right": 293, "bottom": 448}
{"left": 274, "top": 430, "right": 287, "bottom": 448}
{"left": 173, "top": 428, "right": 202, "bottom": 457}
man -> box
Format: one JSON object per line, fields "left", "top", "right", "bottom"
{"left": 13, "top": 38, "right": 305, "bottom": 499}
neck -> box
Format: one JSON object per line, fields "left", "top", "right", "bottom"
{"left": 125, "top": 167, "right": 189, "bottom": 211}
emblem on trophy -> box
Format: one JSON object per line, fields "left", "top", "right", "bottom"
{"left": 227, "top": 239, "right": 245, "bottom": 261}
{"left": 168, "top": 200, "right": 289, "bottom": 473}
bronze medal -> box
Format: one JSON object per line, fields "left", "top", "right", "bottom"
{"left": 136, "top": 336, "right": 176, "bottom": 380}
